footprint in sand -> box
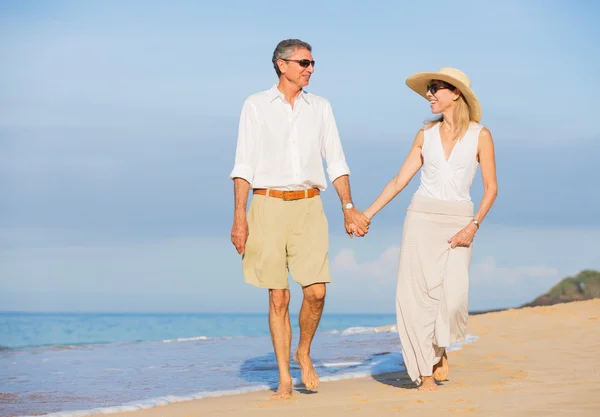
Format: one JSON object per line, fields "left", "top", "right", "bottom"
{"left": 448, "top": 407, "right": 477, "bottom": 413}
{"left": 379, "top": 406, "right": 405, "bottom": 412}
{"left": 509, "top": 370, "right": 526, "bottom": 380}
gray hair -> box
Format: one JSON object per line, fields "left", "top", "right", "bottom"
{"left": 272, "top": 39, "right": 312, "bottom": 77}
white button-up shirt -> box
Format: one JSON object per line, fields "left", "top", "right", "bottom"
{"left": 229, "top": 85, "right": 351, "bottom": 191}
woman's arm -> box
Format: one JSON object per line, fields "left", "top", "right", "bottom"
{"left": 473, "top": 127, "right": 498, "bottom": 224}
{"left": 363, "top": 129, "right": 425, "bottom": 220}
{"left": 448, "top": 127, "right": 498, "bottom": 248}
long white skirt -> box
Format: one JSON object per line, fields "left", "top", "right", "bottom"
{"left": 396, "top": 193, "right": 474, "bottom": 384}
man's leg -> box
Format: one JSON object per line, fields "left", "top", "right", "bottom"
{"left": 269, "top": 288, "right": 293, "bottom": 399}
{"left": 294, "top": 282, "right": 326, "bottom": 391}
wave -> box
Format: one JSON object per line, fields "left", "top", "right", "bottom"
{"left": 0, "top": 341, "right": 113, "bottom": 351}
{"left": 19, "top": 385, "right": 273, "bottom": 417}
{"left": 2, "top": 335, "right": 223, "bottom": 351}
{"left": 3, "top": 323, "right": 409, "bottom": 352}
{"left": 329, "top": 324, "right": 398, "bottom": 336}
{"left": 161, "top": 336, "right": 212, "bottom": 343}
{"left": 320, "top": 361, "right": 363, "bottom": 368}
{"left": 3, "top": 324, "right": 399, "bottom": 351}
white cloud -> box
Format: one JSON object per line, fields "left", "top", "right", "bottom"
{"left": 331, "top": 246, "right": 400, "bottom": 280}
{"left": 469, "top": 256, "right": 561, "bottom": 310}
{"left": 330, "top": 246, "right": 565, "bottom": 311}
{"left": 332, "top": 249, "right": 560, "bottom": 285}
{"left": 471, "top": 256, "right": 560, "bottom": 282}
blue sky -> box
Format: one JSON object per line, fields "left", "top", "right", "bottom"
{"left": 1, "top": 0, "right": 599, "bottom": 314}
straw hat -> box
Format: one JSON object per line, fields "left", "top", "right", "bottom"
{"left": 405, "top": 67, "right": 482, "bottom": 122}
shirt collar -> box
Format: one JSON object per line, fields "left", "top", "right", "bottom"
{"left": 267, "top": 85, "right": 311, "bottom": 105}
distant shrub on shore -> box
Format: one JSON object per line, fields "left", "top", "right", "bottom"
{"left": 522, "top": 269, "right": 600, "bottom": 307}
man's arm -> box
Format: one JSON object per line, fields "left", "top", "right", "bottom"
{"left": 321, "top": 101, "right": 369, "bottom": 237}
{"left": 229, "top": 100, "right": 257, "bottom": 254}
{"left": 231, "top": 178, "right": 251, "bottom": 254}
{"left": 332, "top": 175, "right": 370, "bottom": 237}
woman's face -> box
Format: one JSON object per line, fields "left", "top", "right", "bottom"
{"left": 425, "top": 80, "right": 460, "bottom": 114}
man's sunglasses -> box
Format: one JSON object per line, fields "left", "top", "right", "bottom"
{"left": 282, "top": 59, "right": 315, "bottom": 68}
{"left": 427, "top": 82, "right": 456, "bottom": 94}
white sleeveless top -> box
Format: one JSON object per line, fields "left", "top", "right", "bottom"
{"left": 415, "top": 121, "right": 483, "bottom": 202}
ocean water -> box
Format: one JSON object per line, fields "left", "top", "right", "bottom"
{"left": 0, "top": 312, "right": 476, "bottom": 417}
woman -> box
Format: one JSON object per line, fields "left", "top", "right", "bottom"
{"left": 363, "top": 67, "right": 498, "bottom": 391}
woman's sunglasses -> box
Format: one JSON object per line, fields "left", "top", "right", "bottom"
{"left": 427, "top": 82, "right": 456, "bottom": 94}
{"left": 282, "top": 59, "right": 315, "bottom": 68}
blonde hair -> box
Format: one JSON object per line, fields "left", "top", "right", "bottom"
{"left": 424, "top": 93, "right": 473, "bottom": 140}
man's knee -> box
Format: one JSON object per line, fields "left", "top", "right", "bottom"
{"left": 304, "top": 283, "right": 326, "bottom": 305}
{"left": 269, "top": 289, "right": 290, "bottom": 314}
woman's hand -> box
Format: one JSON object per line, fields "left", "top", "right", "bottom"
{"left": 448, "top": 222, "right": 478, "bottom": 249}
{"left": 344, "top": 209, "right": 370, "bottom": 238}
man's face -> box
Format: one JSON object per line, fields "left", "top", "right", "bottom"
{"left": 278, "top": 48, "right": 314, "bottom": 88}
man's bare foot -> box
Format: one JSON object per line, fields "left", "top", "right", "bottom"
{"left": 433, "top": 351, "right": 449, "bottom": 381}
{"left": 294, "top": 349, "right": 320, "bottom": 391}
{"left": 270, "top": 376, "right": 293, "bottom": 400}
{"left": 418, "top": 376, "right": 438, "bottom": 391}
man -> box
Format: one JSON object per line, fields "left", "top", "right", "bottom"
{"left": 229, "top": 39, "right": 369, "bottom": 399}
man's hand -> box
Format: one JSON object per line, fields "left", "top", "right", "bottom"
{"left": 344, "top": 209, "right": 370, "bottom": 237}
{"left": 231, "top": 211, "right": 249, "bottom": 254}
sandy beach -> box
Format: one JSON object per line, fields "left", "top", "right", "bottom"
{"left": 115, "top": 299, "right": 600, "bottom": 417}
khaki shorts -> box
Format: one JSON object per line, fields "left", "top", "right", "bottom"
{"left": 242, "top": 194, "right": 331, "bottom": 289}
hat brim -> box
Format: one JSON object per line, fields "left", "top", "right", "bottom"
{"left": 405, "top": 72, "right": 482, "bottom": 122}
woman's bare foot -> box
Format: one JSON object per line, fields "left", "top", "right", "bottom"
{"left": 270, "top": 376, "right": 293, "bottom": 400}
{"left": 294, "top": 349, "right": 320, "bottom": 391}
{"left": 433, "top": 351, "right": 449, "bottom": 381}
{"left": 418, "top": 376, "right": 438, "bottom": 391}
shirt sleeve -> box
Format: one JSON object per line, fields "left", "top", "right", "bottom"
{"left": 321, "top": 100, "right": 351, "bottom": 182}
{"left": 229, "top": 99, "right": 258, "bottom": 184}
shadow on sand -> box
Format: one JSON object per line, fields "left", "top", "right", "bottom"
{"left": 240, "top": 350, "right": 421, "bottom": 394}
{"left": 366, "top": 351, "right": 418, "bottom": 389}
{"left": 371, "top": 371, "right": 417, "bottom": 389}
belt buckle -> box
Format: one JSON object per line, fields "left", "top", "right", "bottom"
{"left": 282, "top": 190, "right": 307, "bottom": 201}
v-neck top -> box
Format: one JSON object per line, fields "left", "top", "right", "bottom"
{"left": 415, "top": 121, "right": 483, "bottom": 202}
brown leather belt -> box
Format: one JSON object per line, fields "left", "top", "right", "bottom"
{"left": 253, "top": 188, "right": 320, "bottom": 201}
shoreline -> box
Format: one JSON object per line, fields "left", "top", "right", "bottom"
{"left": 10, "top": 299, "right": 600, "bottom": 417}
{"left": 106, "top": 299, "right": 600, "bottom": 417}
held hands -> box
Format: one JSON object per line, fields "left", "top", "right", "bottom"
{"left": 344, "top": 208, "right": 371, "bottom": 238}
{"left": 448, "top": 222, "right": 478, "bottom": 248}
